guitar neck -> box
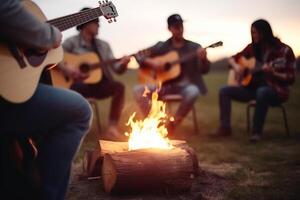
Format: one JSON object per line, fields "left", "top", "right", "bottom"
{"left": 170, "top": 41, "right": 223, "bottom": 66}
{"left": 47, "top": 7, "right": 103, "bottom": 31}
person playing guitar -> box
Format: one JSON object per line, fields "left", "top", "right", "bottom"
{"left": 0, "top": 0, "right": 93, "bottom": 199}
{"left": 58, "top": 7, "right": 130, "bottom": 141}
{"left": 133, "top": 14, "right": 210, "bottom": 134}
{"left": 214, "top": 19, "right": 296, "bottom": 142}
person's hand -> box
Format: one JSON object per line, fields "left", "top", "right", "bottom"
{"left": 120, "top": 56, "right": 131, "bottom": 66}
{"left": 197, "top": 47, "right": 207, "bottom": 60}
{"left": 52, "top": 26, "right": 62, "bottom": 49}
{"left": 262, "top": 63, "right": 274, "bottom": 75}
{"left": 61, "top": 62, "right": 89, "bottom": 82}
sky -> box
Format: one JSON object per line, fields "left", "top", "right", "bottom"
{"left": 34, "top": 0, "right": 300, "bottom": 61}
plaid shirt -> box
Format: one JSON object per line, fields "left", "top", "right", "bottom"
{"left": 232, "top": 39, "right": 296, "bottom": 101}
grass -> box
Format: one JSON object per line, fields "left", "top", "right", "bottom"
{"left": 77, "top": 70, "right": 300, "bottom": 199}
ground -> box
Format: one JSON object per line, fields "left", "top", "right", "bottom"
{"left": 66, "top": 70, "right": 300, "bottom": 200}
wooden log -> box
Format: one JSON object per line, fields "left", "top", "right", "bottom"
{"left": 82, "top": 144, "right": 101, "bottom": 178}
{"left": 99, "top": 139, "right": 188, "bottom": 155}
{"left": 83, "top": 140, "right": 199, "bottom": 178}
{"left": 102, "top": 147, "right": 196, "bottom": 194}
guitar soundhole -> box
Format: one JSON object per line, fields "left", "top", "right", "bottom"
{"left": 24, "top": 49, "right": 47, "bottom": 67}
{"left": 80, "top": 63, "right": 90, "bottom": 73}
{"left": 164, "top": 63, "right": 172, "bottom": 71}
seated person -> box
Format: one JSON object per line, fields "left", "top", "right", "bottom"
{"left": 214, "top": 19, "right": 296, "bottom": 142}
{"left": 133, "top": 14, "right": 210, "bottom": 133}
{"left": 60, "top": 8, "right": 130, "bottom": 140}
{"left": 0, "top": 1, "right": 92, "bottom": 199}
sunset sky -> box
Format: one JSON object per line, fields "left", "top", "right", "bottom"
{"left": 34, "top": 0, "right": 300, "bottom": 61}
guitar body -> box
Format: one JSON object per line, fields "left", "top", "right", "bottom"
{"left": 138, "top": 51, "right": 181, "bottom": 84}
{"left": 227, "top": 57, "right": 256, "bottom": 86}
{"left": 0, "top": 1, "right": 63, "bottom": 103}
{"left": 51, "top": 52, "right": 102, "bottom": 89}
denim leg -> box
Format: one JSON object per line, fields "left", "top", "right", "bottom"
{"left": 0, "top": 84, "right": 92, "bottom": 200}
{"left": 174, "top": 84, "right": 200, "bottom": 124}
{"left": 252, "top": 86, "right": 280, "bottom": 135}
{"left": 219, "top": 86, "right": 254, "bottom": 128}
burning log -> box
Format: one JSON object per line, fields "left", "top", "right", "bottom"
{"left": 82, "top": 140, "right": 199, "bottom": 178}
{"left": 99, "top": 139, "right": 188, "bottom": 155}
{"left": 102, "top": 147, "right": 196, "bottom": 194}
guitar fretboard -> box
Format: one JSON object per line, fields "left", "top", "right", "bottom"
{"left": 47, "top": 7, "right": 103, "bottom": 31}
{"left": 170, "top": 41, "right": 223, "bottom": 66}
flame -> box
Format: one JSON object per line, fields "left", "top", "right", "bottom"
{"left": 125, "top": 88, "right": 173, "bottom": 150}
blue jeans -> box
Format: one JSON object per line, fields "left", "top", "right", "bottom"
{"left": 0, "top": 84, "right": 92, "bottom": 200}
{"left": 133, "top": 83, "right": 200, "bottom": 125}
{"left": 219, "top": 85, "right": 281, "bottom": 134}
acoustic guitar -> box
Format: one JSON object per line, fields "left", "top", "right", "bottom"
{"left": 138, "top": 41, "right": 223, "bottom": 84}
{"left": 227, "top": 56, "right": 286, "bottom": 86}
{"left": 51, "top": 52, "right": 102, "bottom": 89}
{"left": 51, "top": 51, "right": 140, "bottom": 88}
{"left": 0, "top": 0, "right": 118, "bottom": 103}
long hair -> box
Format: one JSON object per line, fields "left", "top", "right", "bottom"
{"left": 251, "top": 19, "right": 278, "bottom": 61}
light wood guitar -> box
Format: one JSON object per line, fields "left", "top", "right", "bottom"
{"left": 51, "top": 52, "right": 102, "bottom": 89}
{"left": 138, "top": 41, "right": 223, "bottom": 84}
{"left": 0, "top": 0, "right": 118, "bottom": 103}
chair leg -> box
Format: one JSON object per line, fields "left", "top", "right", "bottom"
{"left": 280, "top": 105, "right": 290, "bottom": 136}
{"left": 192, "top": 106, "right": 199, "bottom": 134}
{"left": 246, "top": 104, "right": 251, "bottom": 134}
{"left": 90, "top": 102, "right": 102, "bottom": 137}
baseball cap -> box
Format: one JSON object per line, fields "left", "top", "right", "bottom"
{"left": 167, "top": 14, "right": 184, "bottom": 27}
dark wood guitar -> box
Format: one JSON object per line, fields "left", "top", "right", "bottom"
{"left": 0, "top": 0, "right": 118, "bottom": 103}
{"left": 138, "top": 41, "right": 223, "bottom": 84}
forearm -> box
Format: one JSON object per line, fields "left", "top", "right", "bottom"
{"left": 198, "top": 57, "right": 210, "bottom": 74}
{"left": 272, "top": 70, "right": 295, "bottom": 84}
{"left": 0, "top": 0, "right": 59, "bottom": 50}
{"left": 112, "top": 62, "right": 126, "bottom": 74}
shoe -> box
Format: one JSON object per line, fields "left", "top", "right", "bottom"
{"left": 105, "top": 126, "right": 126, "bottom": 141}
{"left": 211, "top": 127, "right": 232, "bottom": 137}
{"left": 249, "top": 134, "right": 261, "bottom": 143}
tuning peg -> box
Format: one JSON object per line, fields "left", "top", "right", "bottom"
{"left": 113, "top": 18, "right": 117, "bottom": 22}
{"left": 108, "top": 19, "right": 112, "bottom": 23}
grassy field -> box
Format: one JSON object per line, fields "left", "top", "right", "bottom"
{"left": 76, "top": 70, "right": 300, "bottom": 199}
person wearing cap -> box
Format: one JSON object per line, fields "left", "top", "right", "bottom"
{"left": 60, "top": 8, "right": 130, "bottom": 141}
{"left": 133, "top": 14, "right": 210, "bottom": 134}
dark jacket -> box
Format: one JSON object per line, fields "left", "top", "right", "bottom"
{"left": 137, "top": 38, "right": 210, "bottom": 95}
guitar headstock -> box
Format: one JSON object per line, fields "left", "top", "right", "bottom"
{"left": 208, "top": 41, "right": 223, "bottom": 48}
{"left": 99, "top": 1, "right": 118, "bottom": 23}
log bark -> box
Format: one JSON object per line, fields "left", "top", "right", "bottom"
{"left": 102, "top": 147, "right": 196, "bottom": 194}
{"left": 83, "top": 140, "right": 199, "bottom": 178}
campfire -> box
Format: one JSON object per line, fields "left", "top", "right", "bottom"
{"left": 83, "top": 89, "right": 199, "bottom": 194}
{"left": 125, "top": 88, "right": 173, "bottom": 150}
